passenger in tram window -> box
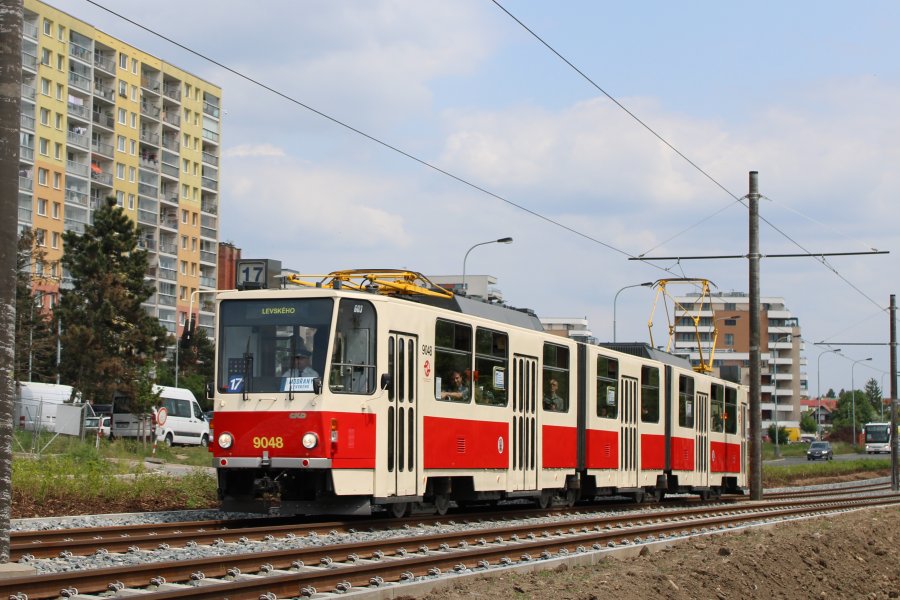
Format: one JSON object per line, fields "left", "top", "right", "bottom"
{"left": 543, "top": 379, "right": 565, "bottom": 412}
{"left": 440, "top": 370, "right": 469, "bottom": 402}
{"left": 285, "top": 348, "right": 319, "bottom": 378}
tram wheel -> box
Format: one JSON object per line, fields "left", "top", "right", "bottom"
{"left": 536, "top": 492, "right": 552, "bottom": 510}
{"left": 653, "top": 489, "right": 666, "bottom": 502}
{"left": 389, "top": 502, "right": 410, "bottom": 519}
{"left": 433, "top": 495, "right": 450, "bottom": 516}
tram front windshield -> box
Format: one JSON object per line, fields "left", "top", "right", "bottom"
{"left": 217, "top": 298, "right": 334, "bottom": 394}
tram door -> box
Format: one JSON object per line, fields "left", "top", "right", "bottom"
{"left": 620, "top": 376, "right": 639, "bottom": 488}
{"left": 695, "top": 392, "right": 709, "bottom": 488}
{"left": 511, "top": 355, "right": 538, "bottom": 491}
{"left": 386, "top": 333, "right": 418, "bottom": 498}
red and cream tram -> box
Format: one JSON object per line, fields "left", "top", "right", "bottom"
{"left": 209, "top": 270, "right": 747, "bottom": 516}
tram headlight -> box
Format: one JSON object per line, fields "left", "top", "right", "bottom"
{"left": 217, "top": 432, "right": 234, "bottom": 449}
{"left": 301, "top": 432, "right": 319, "bottom": 449}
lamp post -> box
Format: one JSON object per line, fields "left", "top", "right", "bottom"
{"left": 613, "top": 282, "right": 654, "bottom": 342}
{"left": 851, "top": 357, "right": 872, "bottom": 448}
{"left": 461, "top": 237, "right": 513, "bottom": 295}
{"left": 770, "top": 333, "right": 797, "bottom": 458}
{"left": 817, "top": 348, "right": 841, "bottom": 439}
{"left": 176, "top": 289, "right": 222, "bottom": 387}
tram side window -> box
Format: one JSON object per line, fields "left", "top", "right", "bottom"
{"left": 596, "top": 354, "right": 618, "bottom": 418}
{"left": 542, "top": 343, "right": 570, "bottom": 412}
{"left": 474, "top": 328, "right": 508, "bottom": 406}
{"left": 641, "top": 366, "right": 660, "bottom": 423}
{"left": 724, "top": 386, "right": 738, "bottom": 434}
{"left": 435, "top": 319, "right": 472, "bottom": 403}
{"left": 711, "top": 384, "right": 725, "bottom": 432}
{"left": 328, "top": 299, "right": 376, "bottom": 395}
{"left": 678, "top": 375, "right": 695, "bottom": 428}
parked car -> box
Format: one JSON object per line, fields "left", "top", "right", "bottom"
{"left": 84, "top": 415, "right": 111, "bottom": 439}
{"left": 807, "top": 441, "right": 833, "bottom": 461}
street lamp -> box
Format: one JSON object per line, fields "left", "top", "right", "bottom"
{"left": 851, "top": 357, "right": 872, "bottom": 448}
{"left": 461, "top": 237, "right": 513, "bottom": 295}
{"left": 770, "top": 333, "right": 798, "bottom": 458}
{"left": 817, "top": 348, "right": 841, "bottom": 439}
{"left": 175, "top": 289, "right": 222, "bottom": 387}
{"left": 613, "top": 282, "right": 654, "bottom": 342}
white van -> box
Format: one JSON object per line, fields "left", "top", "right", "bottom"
{"left": 154, "top": 386, "right": 210, "bottom": 447}
{"left": 15, "top": 382, "right": 80, "bottom": 432}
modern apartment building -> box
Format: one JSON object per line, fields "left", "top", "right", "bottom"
{"left": 17, "top": 0, "right": 221, "bottom": 340}
{"left": 673, "top": 292, "right": 808, "bottom": 437}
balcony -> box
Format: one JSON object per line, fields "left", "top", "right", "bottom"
{"left": 159, "top": 267, "right": 177, "bottom": 281}
{"left": 66, "top": 160, "right": 89, "bottom": 178}
{"left": 67, "top": 130, "right": 89, "bottom": 149}
{"left": 92, "top": 111, "right": 114, "bottom": 129}
{"left": 68, "top": 71, "right": 91, "bottom": 92}
{"left": 201, "top": 151, "right": 218, "bottom": 167}
{"left": 93, "top": 53, "right": 115, "bottom": 75}
{"left": 202, "top": 129, "right": 219, "bottom": 144}
{"left": 90, "top": 171, "right": 113, "bottom": 186}
{"left": 138, "top": 182, "right": 158, "bottom": 198}
{"left": 20, "top": 146, "right": 33, "bottom": 161}
{"left": 64, "top": 218, "right": 86, "bottom": 234}
{"left": 200, "top": 227, "right": 216, "bottom": 240}
{"left": 22, "top": 51, "right": 37, "bottom": 72}
{"left": 67, "top": 102, "right": 90, "bottom": 121}
{"left": 20, "top": 113, "right": 34, "bottom": 130}
{"left": 199, "top": 250, "right": 216, "bottom": 264}
{"left": 93, "top": 82, "right": 115, "bottom": 102}
{"left": 160, "top": 162, "right": 179, "bottom": 179}
{"left": 202, "top": 101, "right": 220, "bottom": 118}
{"left": 22, "top": 83, "right": 35, "bottom": 101}
{"left": 140, "top": 130, "right": 160, "bottom": 145}
{"left": 65, "top": 188, "right": 89, "bottom": 207}
{"left": 161, "top": 111, "right": 180, "bottom": 128}
{"left": 160, "top": 217, "right": 178, "bottom": 231}
{"left": 140, "top": 102, "right": 160, "bottom": 119}
{"left": 19, "top": 176, "right": 33, "bottom": 192}
{"left": 138, "top": 238, "right": 157, "bottom": 251}
{"left": 200, "top": 276, "right": 216, "bottom": 288}
{"left": 158, "top": 294, "right": 176, "bottom": 307}
{"left": 137, "top": 209, "right": 157, "bottom": 226}
{"left": 141, "top": 77, "right": 161, "bottom": 95}
{"left": 159, "top": 240, "right": 177, "bottom": 255}
{"left": 68, "top": 42, "right": 91, "bottom": 64}
{"left": 23, "top": 21, "right": 37, "bottom": 39}
{"left": 163, "top": 86, "right": 181, "bottom": 102}
{"left": 200, "top": 177, "right": 218, "bottom": 191}
{"left": 139, "top": 156, "right": 159, "bottom": 172}
{"left": 161, "top": 137, "right": 179, "bottom": 152}
{"left": 18, "top": 205, "right": 32, "bottom": 222}
{"left": 201, "top": 199, "right": 217, "bottom": 214}
{"left": 91, "top": 139, "right": 114, "bottom": 158}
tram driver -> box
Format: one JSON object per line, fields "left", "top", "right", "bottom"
{"left": 285, "top": 348, "right": 319, "bottom": 378}
{"left": 440, "top": 370, "right": 469, "bottom": 402}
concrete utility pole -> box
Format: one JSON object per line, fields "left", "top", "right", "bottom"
{"left": 748, "top": 171, "right": 762, "bottom": 501}
{"left": 0, "top": 0, "right": 24, "bottom": 563}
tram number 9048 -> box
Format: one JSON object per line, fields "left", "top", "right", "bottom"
{"left": 252, "top": 436, "right": 284, "bottom": 449}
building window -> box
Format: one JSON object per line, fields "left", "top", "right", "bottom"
{"left": 43, "top": 18, "right": 52, "bottom": 36}
{"left": 37, "top": 198, "right": 48, "bottom": 216}
{"left": 725, "top": 303, "right": 736, "bottom": 311}
{"left": 56, "top": 53, "right": 64, "bottom": 70}
{"left": 181, "top": 235, "right": 188, "bottom": 249}
{"left": 38, "top": 138, "right": 49, "bottom": 155}
{"left": 54, "top": 142, "right": 61, "bottom": 159}
{"left": 57, "top": 24, "right": 64, "bottom": 40}
{"left": 37, "top": 168, "right": 47, "bottom": 186}
{"left": 725, "top": 334, "right": 734, "bottom": 346}
{"left": 116, "top": 191, "right": 125, "bottom": 206}
{"left": 130, "top": 112, "right": 136, "bottom": 128}
{"left": 130, "top": 139, "right": 136, "bottom": 155}
{"left": 181, "top": 209, "right": 188, "bottom": 224}
{"left": 131, "top": 58, "right": 137, "bottom": 74}
{"left": 52, "top": 202, "right": 60, "bottom": 219}
{"left": 41, "top": 48, "right": 51, "bottom": 66}
{"left": 116, "top": 163, "right": 125, "bottom": 179}
{"left": 51, "top": 231, "right": 60, "bottom": 249}
{"left": 117, "top": 135, "right": 126, "bottom": 152}
{"left": 117, "top": 108, "right": 126, "bottom": 124}
{"left": 40, "top": 78, "right": 50, "bottom": 95}
{"left": 128, "top": 194, "right": 135, "bottom": 209}
{"left": 119, "top": 53, "right": 128, "bottom": 69}
{"left": 128, "top": 166, "right": 135, "bottom": 182}
{"left": 35, "top": 228, "right": 46, "bottom": 246}
{"left": 118, "top": 80, "right": 127, "bottom": 97}
{"left": 180, "top": 260, "right": 187, "bottom": 275}
{"left": 56, "top": 83, "right": 63, "bottom": 100}
{"left": 40, "top": 108, "right": 49, "bottom": 125}
{"left": 55, "top": 113, "right": 62, "bottom": 129}
{"left": 52, "top": 172, "right": 60, "bottom": 189}
{"left": 181, "top": 184, "right": 189, "bottom": 198}
{"left": 191, "top": 212, "right": 197, "bottom": 226}
{"left": 182, "top": 158, "right": 189, "bottom": 173}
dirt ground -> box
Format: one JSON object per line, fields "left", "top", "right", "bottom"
{"left": 415, "top": 505, "right": 900, "bottom": 600}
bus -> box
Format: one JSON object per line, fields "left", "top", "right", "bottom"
{"left": 863, "top": 422, "right": 891, "bottom": 454}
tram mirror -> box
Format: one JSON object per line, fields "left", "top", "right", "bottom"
{"left": 205, "top": 382, "right": 214, "bottom": 400}
{"left": 380, "top": 373, "right": 393, "bottom": 394}
{"left": 313, "top": 378, "right": 323, "bottom": 395}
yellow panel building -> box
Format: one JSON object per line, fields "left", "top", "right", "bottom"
{"left": 18, "top": 0, "right": 222, "bottom": 340}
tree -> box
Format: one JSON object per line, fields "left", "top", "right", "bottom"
{"left": 13, "top": 230, "right": 57, "bottom": 383}
{"left": 864, "top": 377, "right": 884, "bottom": 418}
{"left": 766, "top": 423, "right": 791, "bottom": 446}
{"left": 57, "top": 197, "right": 167, "bottom": 408}
{"left": 0, "top": 0, "right": 24, "bottom": 563}
{"left": 800, "top": 411, "right": 818, "bottom": 433}
{"left": 826, "top": 388, "right": 836, "bottom": 399}
{"left": 157, "top": 319, "right": 215, "bottom": 407}
{"left": 830, "top": 389, "right": 877, "bottom": 443}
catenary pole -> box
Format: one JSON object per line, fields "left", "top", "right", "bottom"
{"left": 890, "top": 294, "right": 897, "bottom": 491}
{"left": 0, "top": 0, "right": 24, "bottom": 562}
{"left": 748, "top": 171, "right": 762, "bottom": 500}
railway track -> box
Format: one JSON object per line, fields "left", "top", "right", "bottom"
{"left": 4, "top": 486, "right": 899, "bottom": 600}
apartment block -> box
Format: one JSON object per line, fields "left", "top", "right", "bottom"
{"left": 673, "top": 292, "right": 808, "bottom": 437}
{"left": 17, "top": 0, "right": 221, "bottom": 340}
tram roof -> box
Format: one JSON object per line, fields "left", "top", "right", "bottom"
{"left": 410, "top": 294, "right": 546, "bottom": 332}
{"left": 597, "top": 342, "right": 693, "bottom": 369}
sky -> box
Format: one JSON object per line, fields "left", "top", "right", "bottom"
{"left": 48, "top": 0, "right": 900, "bottom": 398}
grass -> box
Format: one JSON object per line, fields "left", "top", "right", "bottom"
{"left": 762, "top": 457, "right": 891, "bottom": 487}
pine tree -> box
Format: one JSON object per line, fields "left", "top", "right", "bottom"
{"left": 57, "top": 197, "right": 167, "bottom": 407}
{"left": 14, "top": 230, "right": 58, "bottom": 383}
